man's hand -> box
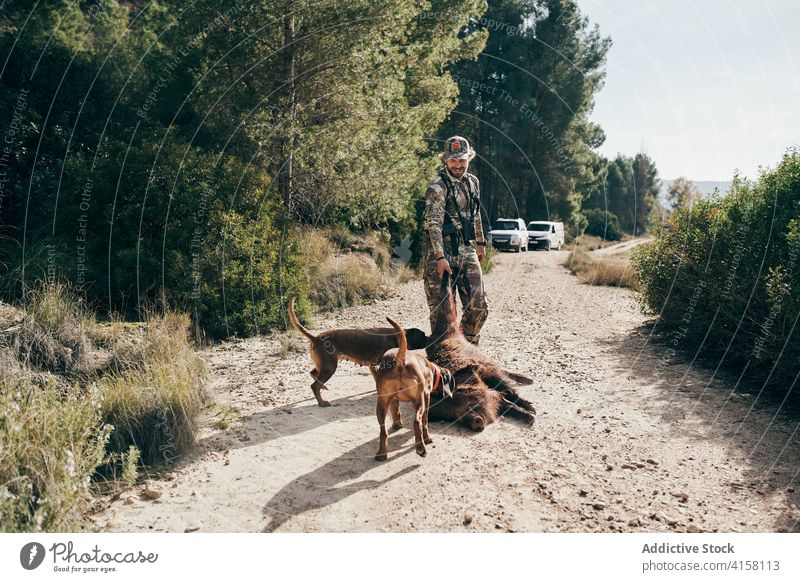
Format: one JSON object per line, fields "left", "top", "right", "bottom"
{"left": 436, "top": 257, "right": 452, "bottom": 278}
{"left": 476, "top": 246, "right": 485, "bottom": 261}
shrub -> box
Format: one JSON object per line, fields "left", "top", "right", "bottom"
{"left": 0, "top": 284, "right": 208, "bottom": 531}
{"left": 99, "top": 313, "right": 208, "bottom": 466}
{"left": 582, "top": 209, "right": 623, "bottom": 241}
{"left": 632, "top": 150, "right": 800, "bottom": 391}
{"left": 9, "top": 282, "right": 93, "bottom": 376}
{"left": 568, "top": 211, "right": 589, "bottom": 241}
{"left": 276, "top": 331, "right": 305, "bottom": 356}
{"left": 308, "top": 252, "right": 385, "bottom": 310}
{"left": 298, "top": 227, "right": 393, "bottom": 312}
{"left": 0, "top": 378, "right": 109, "bottom": 532}
{"left": 480, "top": 244, "right": 497, "bottom": 274}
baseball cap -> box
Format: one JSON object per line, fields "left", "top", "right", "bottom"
{"left": 443, "top": 136, "right": 473, "bottom": 161}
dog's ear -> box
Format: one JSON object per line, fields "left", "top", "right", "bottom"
{"left": 405, "top": 328, "right": 429, "bottom": 350}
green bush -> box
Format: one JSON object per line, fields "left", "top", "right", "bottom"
{"left": 0, "top": 12, "right": 305, "bottom": 340}
{"left": 0, "top": 378, "right": 109, "bottom": 532}
{"left": 582, "top": 209, "right": 623, "bottom": 241}
{"left": 633, "top": 150, "right": 800, "bottom": 390}
{"left": 567, "top": 212, "right": 589, "bottom": 242}
{"left": 0, "top": 1, "right": 459, "bottom": 340}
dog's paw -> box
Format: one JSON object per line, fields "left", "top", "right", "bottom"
{"left": 318, "top": 400, "right": 332, "bottom": 407}
{"left": 390, "top": 421, "right": 404, "bottom": 431}
{"left": 375, "top": 453, "right": 388, "bottom": 462}
{"left": 423, "top": 436, "right": 433, "bottom": 445}
{"left": 415, "top": 445, "right": 427, "bottom": 457}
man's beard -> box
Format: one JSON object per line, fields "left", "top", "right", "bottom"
{"left": 449, "top": 166, "right": 465, "bottom": 177}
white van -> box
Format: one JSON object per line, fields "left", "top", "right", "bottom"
{"left": 526, "top": 221, "right": 564, "bottom": 251}
{"left": 489, "top": 218, "right": 528, "bottom": 252}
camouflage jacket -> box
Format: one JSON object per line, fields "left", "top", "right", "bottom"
{"left": 423, "top": 169, "right": 485, "bottom": 259}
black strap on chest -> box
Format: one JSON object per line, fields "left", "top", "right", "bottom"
{"left": 439, "top": 170, "right": 477, "bottom": 247}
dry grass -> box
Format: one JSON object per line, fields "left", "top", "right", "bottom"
{"left": 299, "top": 227, "right": 497, "bottom": 310}
{"left": 363, "top": 230, "right": 391, "bottom": 271}
{"left": 480, "top": 244, "right": 498, "bottom": 274}
{"left": 385, "top": 261, "right": 418, "bottom": 286}
{"left": 298, "top": 227, "right": 389, "bottom": 311}
{"left": 0, "top": 301, "right": 23, "bottom": 329}
{"left": 8, "top": 282, "right": 93, "bottom": 376}
{"left": 564, "top": 247, "right": 639, "bottom": 289}
{"left": 99, "top": 312, "right": 208, "bottom": 466}
{"left": 0, "top": 284, "right": 208, "bottom": 531}
{"left": 276, "top": 330, "right": 306, "bottom": 356}
{"left": 308, "top": 252, "right": 385, "bottom": 309}
{"left": 209, "top": 404, "right": 241, "bottom": 430}
{"left": 565, "top": 234, "right": 615, "bottom": 251}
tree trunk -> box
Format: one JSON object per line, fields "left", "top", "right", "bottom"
{"left": 280, "top": 9, "right": 296, "bottom": 210}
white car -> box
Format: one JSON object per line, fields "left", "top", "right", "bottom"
{"left": 489, "top": 218, "right": 528, "bottom": 252}
{"left": 527, "top": 221, "right": 565, "bottom": 251}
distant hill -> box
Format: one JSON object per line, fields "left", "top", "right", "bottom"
{"left": 658, "top": 179, "right": 732, "bottom": 205}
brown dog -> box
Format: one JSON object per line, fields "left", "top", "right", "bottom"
{"left": 371, "top": 317, "right": 456, "bottom": 461}
{"left": 426, "top": 274, "right": 536, "bottom": 431}
{"left": 288, "top": 299, "right": 429, "bottom": 407}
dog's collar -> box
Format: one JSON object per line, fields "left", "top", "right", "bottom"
{"left": 431, "top": 364, "right": 442, "bottom": 395}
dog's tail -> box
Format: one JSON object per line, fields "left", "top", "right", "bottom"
{"left": 386, "top": 316, "right": 406, "bottom": 367}
{"left": 288, "top": 298, "right": 316, "bottom": 341}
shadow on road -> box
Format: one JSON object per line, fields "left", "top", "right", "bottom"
{"left": 602, "top": 325, "right": 800, "bottom": 531}
{"left": 203, "top": 386, "right": 512, "bottom": 453}
{"left": 261, "top": 432, "right": 420, "bottom": 532}
{"left": 199, "top": 389, "right": 377, "bottom": 451}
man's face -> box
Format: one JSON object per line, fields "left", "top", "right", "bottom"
{"left": 446, "top": 157, "right": 469, "bottom": 178}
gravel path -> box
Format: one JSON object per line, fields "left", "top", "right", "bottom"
{"left": 98, "top": 250, "right": 800, "bottom": 532}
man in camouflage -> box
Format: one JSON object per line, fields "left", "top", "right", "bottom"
{"left": 423, "top": 136, "right": 488, "bottom": 345}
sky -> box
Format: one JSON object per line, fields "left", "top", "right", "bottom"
{"left": 577, "top": 0, "right": 800, "bottom": 181}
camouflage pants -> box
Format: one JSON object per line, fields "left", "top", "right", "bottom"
{"left": 423, "top": 246, "right": 488, "bottom": 345}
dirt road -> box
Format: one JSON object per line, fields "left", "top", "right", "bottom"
{"left": 98, "top": 249, "right": 800, "bottom": 532}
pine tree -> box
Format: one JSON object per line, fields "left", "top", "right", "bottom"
{"left": 441, "top": 0, "right": 611, "bottom": 230}
{"left": 667, "top": 177, "right": 701, "bottom": 210}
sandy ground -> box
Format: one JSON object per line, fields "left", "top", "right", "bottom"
{"left": 97, "top": 249, "right": 800, "bottom": 532}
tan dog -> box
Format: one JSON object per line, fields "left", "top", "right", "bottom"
{"left": 371, "top": 317, "right": 455, "bottom": 461}
{"left": 288, "top": 299, "right": 429, "bottom": 407}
